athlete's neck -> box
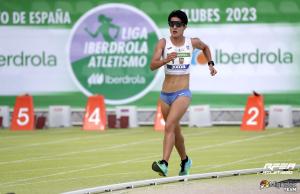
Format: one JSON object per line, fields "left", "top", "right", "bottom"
{"left": 170, "top": 36, "right": 185, "bottom": 47}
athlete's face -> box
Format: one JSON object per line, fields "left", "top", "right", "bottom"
{"left": 168, "top": 17, "right": 186, "bottom": 38}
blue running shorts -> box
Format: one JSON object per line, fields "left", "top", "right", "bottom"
{"left": 160, "top": 89, "right": 192, "bottom": 105}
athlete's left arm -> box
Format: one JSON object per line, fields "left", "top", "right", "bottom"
{"left": 191, "top": 38, "right": 217, "bottom": 76}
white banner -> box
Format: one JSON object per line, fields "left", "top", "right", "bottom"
{"left": 0, "top": 27, "right": 77, "bottom": 95}
{"left": 160, "top": 24, "right": 300, "bottom": 93}
{"left": 1, "top": 24, "right": 300, "bottom": 95}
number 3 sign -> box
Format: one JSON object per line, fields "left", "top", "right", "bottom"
{"left": 241, "top": 92, "right": 265, "bottom": 131}
{"left": 11, "top": 95, "right": 35, "bottom": 130}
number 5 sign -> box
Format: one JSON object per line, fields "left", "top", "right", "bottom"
{"left": 83, "top": 95, "right": 106, "bottom": 131}
{"left": 241, "top": 92, "right": 265, "bottom": 131}
{"left": 11, "top": 95, "right": 35, "bottom": 130}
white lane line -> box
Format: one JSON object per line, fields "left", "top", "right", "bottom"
{"left": 0, "top": 130, "right": 145, "bottom": 151}
{"left": 0, "top": 138, "right": 159, "bottom": 165}
{"left": 0, "top": 129, "right": 294, "bottom": 188}
{"left": 0, "top": 131, "right": 219, "bottom": 187}
{"left": 193, "top": 145, "right": 300, "bottom": 171}
{"left": 7, "top": 164, "right": 96, "bottom": 174}
{"left": 0, "top": 130, "right": 218, "bottom": 165}
{"left": 0, "top": 129, "right": 81, "bottom": 140}
{"left": 2, "top": 171, "right": 144, "bottom": 188}
{"left": 189, "top": 130, "right": 294, "bottom": 152}
{"left": 120, "top": 130, "right": 296, "bottom": 166}
{"left": 0, "top": 136, "right": 97, "bottom": 151}
{"left": 0, "top": 153, "right": 158, "bottom": 188}
{"left": 0, "top": 128, "right": 212, "bottom": 151}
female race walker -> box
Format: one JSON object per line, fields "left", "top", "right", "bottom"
{"left": 150, "top": 10, "right": 217, "bottom": 176}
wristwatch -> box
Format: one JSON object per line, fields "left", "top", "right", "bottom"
{"left": 208, "top": 61, "right": 215, "bottom": 66}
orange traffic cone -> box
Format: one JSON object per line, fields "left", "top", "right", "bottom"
{"left": 154, "top": 101, "right": 165, "bottom": 131}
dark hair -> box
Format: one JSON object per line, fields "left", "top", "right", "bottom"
{"left": 168, "top": 10, "right": 188, "bottom": 25}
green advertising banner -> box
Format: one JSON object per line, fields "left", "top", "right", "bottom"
{"left": 1, "top": 0, "right": 300, "bottom": 107}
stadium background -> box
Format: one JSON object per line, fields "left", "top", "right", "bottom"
{"left": 1, "top": 0, "right": 300, "bottom": 107}
{"left": 1, "top": 1, "right": 300, "bottom": 194}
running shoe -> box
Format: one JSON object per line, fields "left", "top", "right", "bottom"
{"left": 179, "top": 158, "right": 192, "bottom": 176}
{"left": 152, "top": 160, "right": 168, "bottom": 176}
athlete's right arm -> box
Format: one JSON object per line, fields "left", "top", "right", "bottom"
{"left": 150, "top": 39, "right": 177, "bottom": 71}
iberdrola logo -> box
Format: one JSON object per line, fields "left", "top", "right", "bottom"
{"left": 68, "top": 4, "right": 160, "bottom": 105}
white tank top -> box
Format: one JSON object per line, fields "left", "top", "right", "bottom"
{"left": 163, "top": 37, "right": 193, "bottom": 75}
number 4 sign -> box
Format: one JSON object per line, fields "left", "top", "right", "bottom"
{"left": 241, "top": 92, "right": 265, "bottom": 131}
{"left": 11, "top": 95, "right": 35, "bottom": 130}
{"left": 83, "top": 95, "right": 106, "bottom": 131}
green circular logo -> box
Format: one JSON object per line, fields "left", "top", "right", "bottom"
{"left": 68, "top": 4, "right": 160, "bottom": 104}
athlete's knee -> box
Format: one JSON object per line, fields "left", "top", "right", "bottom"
{"left": 165, "top": 121, "right": 176, "bottom": 133}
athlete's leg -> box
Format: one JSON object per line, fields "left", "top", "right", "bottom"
{"left": 160, "top": 100, "right": 186, "bottom": 160}
{"left": 160, "top": 98, "right": 170, "bottom": 120}
{"left": 162, "top": 96, "right": 190, "bottom": 162}
{"left": 174, "top": 124, "right": 187, "bottom": 160}
{"left": 159, "top": 99, "right": 171, "bottom": 160}
{"left": 151, "top": 99, "right": 170, "bottom": 176}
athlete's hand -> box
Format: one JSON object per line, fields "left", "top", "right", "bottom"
{"left": 209, "top": 65, "right": 217, "bottom": 76}
{"left": 165, "top": 52, "right": 177, "bottom": 63}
